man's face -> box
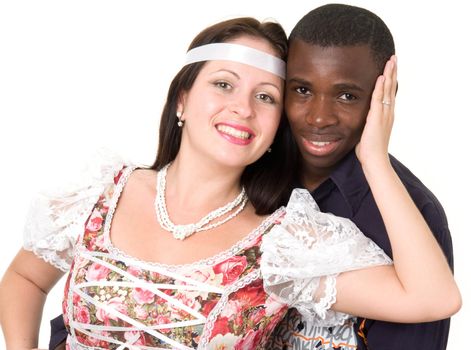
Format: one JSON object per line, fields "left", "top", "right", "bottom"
{"left": 285, "top": 39, "right": 379, "bottom": 179}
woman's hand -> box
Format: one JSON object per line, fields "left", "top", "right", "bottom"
{"left": 355, "top": 55, "right": 397, "bottom": 172}
{"left": 333, "top": 56, "right": 461, "bottom": 322}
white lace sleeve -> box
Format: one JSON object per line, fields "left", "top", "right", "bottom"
{"left": 23, "top": 150, "right": 126, "bottom": 272}
{"left": 261, "top": 188, "right": 392, "bottom": 327}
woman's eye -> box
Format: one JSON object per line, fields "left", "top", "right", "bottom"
{"left": 339, "top": 93, "right": 357, "bottom": 101}
{"left": 256, "top": 93, "right": 275, "bottom": 104}
{"left": 214, "top": 81, "right": 232, "bottom": 90}
{"left": 295, "top": 87, "right": 311, "bottom": 96}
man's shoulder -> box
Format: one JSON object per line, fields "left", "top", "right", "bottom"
{"left": 388, "top": 154, "right": 429, "bottom": 191}
{"left": 327, "top": 152, "right": 449, "bottom": 232}
{"left": 388, "top": 155, "right": 447, "bottom": 222}
{"left": 338, "top": 153, "right": 449, "bottom": 235}
{"left": 333, "top": 152, "right": 445, "bottom": 216}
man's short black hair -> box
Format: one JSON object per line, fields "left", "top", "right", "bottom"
{"left": 290, "top": 3, "right": 395, "bottom": 73}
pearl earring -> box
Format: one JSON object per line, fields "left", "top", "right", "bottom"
{"left": 176, "top": 111, "right": 184, "bottom": 127}
{"left": 267, "top": 147, "right": 272, "bottom": 153}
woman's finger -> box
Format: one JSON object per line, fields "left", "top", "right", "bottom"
{"left": 382, "top": 58, "right": 394, "bottom": 111}
{"left": 370, "top": 74, "right": 386, "bottom": 114}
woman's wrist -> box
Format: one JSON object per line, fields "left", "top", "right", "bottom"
{"left": 360, "top": 155, "right": 393, "bottom": 180}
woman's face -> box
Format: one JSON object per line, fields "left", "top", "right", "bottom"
{"left": 178, "top": 36, "right": 284, "bottom": 170}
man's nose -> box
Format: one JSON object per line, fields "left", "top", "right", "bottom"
{"left": 305, "top": 98, "right": 338, "bottom": 128}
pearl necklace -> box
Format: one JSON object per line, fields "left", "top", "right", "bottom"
{"left": 154, "top": 163, "right": 249, "bottom": 240}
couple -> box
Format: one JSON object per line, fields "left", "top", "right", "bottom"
{"left": 0, "top": 4, "right": 460, "bottom": 350}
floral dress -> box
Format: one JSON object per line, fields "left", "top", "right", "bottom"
{"left": 23, "top": 155, "right": 391, "bottom": 350}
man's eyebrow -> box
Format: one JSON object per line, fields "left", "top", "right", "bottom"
{"left": 333, "top": 83, "right": 365, "bottom": 92}
{"left": 287, "top": 78, "right": 365, "bottom": 93}
{"left": 286, "top": 77, "right": 312, "bottom": 87}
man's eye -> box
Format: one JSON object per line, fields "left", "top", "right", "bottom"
{"left": 295, "top": 87, "right": 311, "bottom": 96}
{"left": 339, "top": 93, "right": 356, "bottom": 101}
{"left": 256, "top": 93, "right": 275, "bottom": 104}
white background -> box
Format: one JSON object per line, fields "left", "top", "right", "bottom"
{"left": 0, "top": 0, "right": 469, "bottom": 348}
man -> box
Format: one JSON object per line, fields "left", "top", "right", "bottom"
{"left": 268, "top": 4, "right": 453, "bottom": 350}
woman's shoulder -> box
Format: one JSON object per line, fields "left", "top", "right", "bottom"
{"left": 113, "top": 167, "right": 157, "bottom": 212}
{"left": 22, "top": 149, "right": 134, "bottom": 271}
{"left": 127, "top": 168, "right": 157, "bottom": 190}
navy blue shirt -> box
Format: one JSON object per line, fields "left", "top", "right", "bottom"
{"left": 307, "top": 151, "right": 453, "bottom": 350}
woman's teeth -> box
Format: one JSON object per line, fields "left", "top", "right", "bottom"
{"left": 217, "top": 125, "right": 251, "bottom": 140}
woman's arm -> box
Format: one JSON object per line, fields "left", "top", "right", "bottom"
{"left": 0, "top": 249, "right": 64, "bottom": 350}
{"left": 332, "top": 56, "right": 461, "bottom": 322}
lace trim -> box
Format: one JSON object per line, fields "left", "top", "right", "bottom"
{"left": 25, "top": 244, "right": 70, "bottom": 272}
{"left": 101, "top": 164, "right": 137, "bottom": 250}
{"left": 314, "top": 275, "right": 337, "bottom": 319}
{"left": 102, "top": 166, "right": 284, "bottom": 271}
{"left": 23, "top": 150, "right": 125, "bottom": 271}
{"left": 260, "top": 188, "right": 392, "bottom": 327}
{"left": 67, "top": 240, "right": 81, "bottom": 343}
{"left": 294, "top": 274, "right": 350, "bottom": 327}
{"left": 197, "top": 269, "right": 262, "bottom": 349}
{"left": 23, "top": 190, "right": 101, "bottom": 272}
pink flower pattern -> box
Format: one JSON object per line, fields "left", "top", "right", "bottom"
{"left": 131, "top": 287, "right": 155, "bottom": 305}
{"left": 213, "top": 255, "right": 248, "bottom": 285}
{"left": 63, "top": 167, "right": 289, "bottom": 349}
{"left": 74, "top": 306, "right": 90, "bottom": 323}
{"left": 85, "top": 208, "right": 104, "bottom": 231}
{"left": 85, "top": 262, "right": 110, "bottom": 281}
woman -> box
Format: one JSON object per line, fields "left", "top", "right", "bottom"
{"left": 0, "top": 17, "right": 460, "bottom": 350}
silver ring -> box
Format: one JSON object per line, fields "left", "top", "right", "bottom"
{"left": 382, "top": 100, "right": 391, "bottom": 106}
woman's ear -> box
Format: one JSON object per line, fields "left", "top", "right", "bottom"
{"left": 177, "top": 92, "right": 187, "bottom": 120}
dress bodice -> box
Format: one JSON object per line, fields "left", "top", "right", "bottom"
{"left": 63, "top": 166, "right": 288, "bottom": 350}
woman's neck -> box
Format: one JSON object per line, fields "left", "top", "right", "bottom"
{"left": 164, "top": 152, "right": 245, "bottom": 211}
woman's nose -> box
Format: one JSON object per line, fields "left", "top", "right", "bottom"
{"left": 229, "top": 93, "right": 254, "bottom": 119}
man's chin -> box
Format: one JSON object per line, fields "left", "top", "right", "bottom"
{"left": 301, "top": 153, "right": 341, "bottom": 173}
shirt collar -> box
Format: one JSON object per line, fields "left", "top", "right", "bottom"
{"left": 312, "top": 150, "right": 370, "bottom": 217}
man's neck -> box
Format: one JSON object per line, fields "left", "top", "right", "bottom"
{"left": 300, "top": 166, "right": 332, "bottom": 192}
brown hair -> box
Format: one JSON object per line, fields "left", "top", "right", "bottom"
{"left": 151, "top": 17, "right": 294, "bottom": 214}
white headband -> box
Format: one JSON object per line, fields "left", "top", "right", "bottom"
{"left": 184, "top": 43, "right": 286, "bottom": 79}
